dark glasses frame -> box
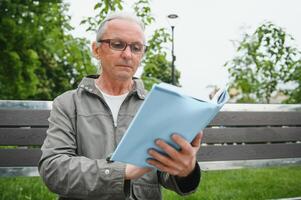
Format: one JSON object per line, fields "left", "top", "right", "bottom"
{"left": 98, "top": 39, "right": 147, "bottom": 54}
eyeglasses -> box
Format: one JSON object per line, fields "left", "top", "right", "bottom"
{"left": 98, "top": 39, "right": 147, "bottom": 54}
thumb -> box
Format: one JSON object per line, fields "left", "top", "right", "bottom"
{"left": 191, "top": 132, "right": 203, "bottom": 147}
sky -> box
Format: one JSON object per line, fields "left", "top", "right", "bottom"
{"left": 65, "top": 0, "right": 301, "bottom": 100}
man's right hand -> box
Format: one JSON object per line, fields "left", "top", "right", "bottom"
{"left": 125, "top": 164, "right": 152, "bottom": 180}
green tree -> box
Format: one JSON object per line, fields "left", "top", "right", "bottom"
{"left": 141, "top": 28, "right": 180, "bottom": 90}
{"left": 81, "top": 0, "right": 180, "bottom": 90}
{"left": 225, "top": 22, "right": 301, "bottom": 103}
{"left": 142, "top": 54, "right": 180, "bottom": 90}
{"left": 0, "top": 0, "right": 97, "bottom": 100}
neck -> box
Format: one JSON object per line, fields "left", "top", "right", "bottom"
{"left": 96, "top": 75, "right": 133, "bottom": 96}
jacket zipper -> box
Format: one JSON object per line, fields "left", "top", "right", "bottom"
{"left": 89, "top": 90, "right": 136, "bottom": 148}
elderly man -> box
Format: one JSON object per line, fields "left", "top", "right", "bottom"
{"left": 39, "top": 12, "right": 202, "bottom": 200}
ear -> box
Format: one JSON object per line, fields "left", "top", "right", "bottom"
{"left": 92, "top": 41, "right": 101, "bottom": 59}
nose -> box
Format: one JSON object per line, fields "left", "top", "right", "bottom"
{"left": 120, "top": 45, "right": 132, "bottom": 59}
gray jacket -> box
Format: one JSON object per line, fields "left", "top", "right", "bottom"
{"left": 39, "top": 75, "right": 200, "bottom": 200}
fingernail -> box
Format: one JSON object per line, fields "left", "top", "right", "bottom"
{"left": 172, "top": 134, "right": 178, "bottom": 139}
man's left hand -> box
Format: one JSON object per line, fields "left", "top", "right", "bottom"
{"left": 147, "top": 132, "right": 203, "bottom": 177}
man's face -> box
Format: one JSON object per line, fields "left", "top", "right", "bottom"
{"left": 94, "top": 19, "right": 145, "bottom": 81}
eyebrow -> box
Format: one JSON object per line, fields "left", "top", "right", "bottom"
{"left": 107, "top": 37, "right": 144, "bottom": 44}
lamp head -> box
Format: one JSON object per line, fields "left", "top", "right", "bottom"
{"left": 167, "top": 14, "right": 179, "bottom": 27}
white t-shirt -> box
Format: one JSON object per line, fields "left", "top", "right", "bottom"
{"left": 95, "top": 82, "right": 129, "bottom": 127}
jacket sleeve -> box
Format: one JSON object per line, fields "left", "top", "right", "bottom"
{"left": 157, "top": 162, "right": 201, "bottom": 195}
{"left": 38, "top": 95, "right": 127, "bottom": 199}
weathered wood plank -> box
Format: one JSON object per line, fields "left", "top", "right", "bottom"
{"left": 197, "top": 143, "right": 301, "bottom": 161}
{"left": 210, "top": 111, "right": 301, "bottom": 126}
{"left": 0, "top": 128, "right": 47, "bottom": 145}
{"left": 203, "top": 127, "right": 301, "bottom": 143}
{"left": 0, "top": 149, "right": 41, "bottom": 167}
{"left": 1, "top": 143, "right": 300, "bottom": 167}
{"left": 1, "top": 110, "right": 301, "bottom": 127}
{"left": 0, "top": 110, "right": 50, "bottom": 126}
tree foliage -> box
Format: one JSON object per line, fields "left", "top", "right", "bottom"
{"left": 81, "top": 0, "right": 180, "bottom": 90}
{"left": 142, "top": 54, "right": 180, "bottom": 90}
{"left": 0, "top": 0, "right": 96, "bottom": 100}
{"left": 225, "top": 22, "right": 301, "bottom": 103}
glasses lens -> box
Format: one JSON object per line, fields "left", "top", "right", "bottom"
{"left": 130, "top": 42, "right": 144, "bottom": 53}
{"left": 110, "top": 40, "right": 126, "bottom": 51}
{"left": 108, "top": 39, "right": 145, "bottom": 54}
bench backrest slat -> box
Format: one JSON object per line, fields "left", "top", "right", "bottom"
{"left": 0, "top": 109, "right": 50, "bottom": 126}
{"left": 0, "top": 149, "right": 41, "bottom": 167}
{"left": 198, "top": 143, "right": 301, "bottom": 161}
{"left": 203, "top": 127, "right": 301, "bottom": 143}
{"left": 211, "top": 111, "right": 301, "bottom": 126}
{"left": 0, "top": 128, "right": 47, "bottom": 145}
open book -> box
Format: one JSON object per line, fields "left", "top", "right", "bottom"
{"left": 111, "top": 83, "right": 229, "bottom": 167}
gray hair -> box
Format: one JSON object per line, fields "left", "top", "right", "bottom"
{"left": 96, "top": 12, "right": 145, "bottom": 42}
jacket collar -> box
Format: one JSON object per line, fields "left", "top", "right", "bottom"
{"left": 78, "top": 75, "right": 146, "bottom": 100}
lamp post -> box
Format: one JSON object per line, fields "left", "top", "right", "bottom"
{"left": 167, "top": 14, "right": 178, "bottom": 85}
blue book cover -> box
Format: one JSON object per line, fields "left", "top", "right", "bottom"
{"left": 111, "top": 83, "right": 229, "bottom": 167}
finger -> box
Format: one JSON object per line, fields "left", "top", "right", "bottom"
{"left": 191, "top": 132, "right": 203, "bottom": 147}
{"left": 171, "top": 134, "right": 193, "bottom": 153}
{"left": 142, "top": 168, "right": 152, "bottom": 173}
{"left": 126, "top": 163, "right": 152, "bottom": 170}
{"left": 147, "top": 159, "right": 179, "bottom": 175}
{"left": 148, "top": 148, "right": 184, "bottom": 172}
{"left": 125, "top": 164, "right": 152, "bottom": 180}
{"left": 148, "top": 149, "right": 179, "bottom": 169}
{"left": 155, "top": 139, "right": 180, "bottom": 159}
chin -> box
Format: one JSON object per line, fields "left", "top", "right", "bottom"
{"left": 115, "top": 72, "right": 134, "bottom": 81}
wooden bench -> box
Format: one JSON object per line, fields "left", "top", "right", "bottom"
{"left": 0, "top": 102, "right": 301, "bottom": 176}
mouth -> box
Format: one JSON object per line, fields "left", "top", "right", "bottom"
{"left": 116, "top": 65, "right": 132, "bottom": 69}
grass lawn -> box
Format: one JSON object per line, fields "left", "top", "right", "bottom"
{"left": 0, "top": 166, "right": 300, "bottom": 200}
